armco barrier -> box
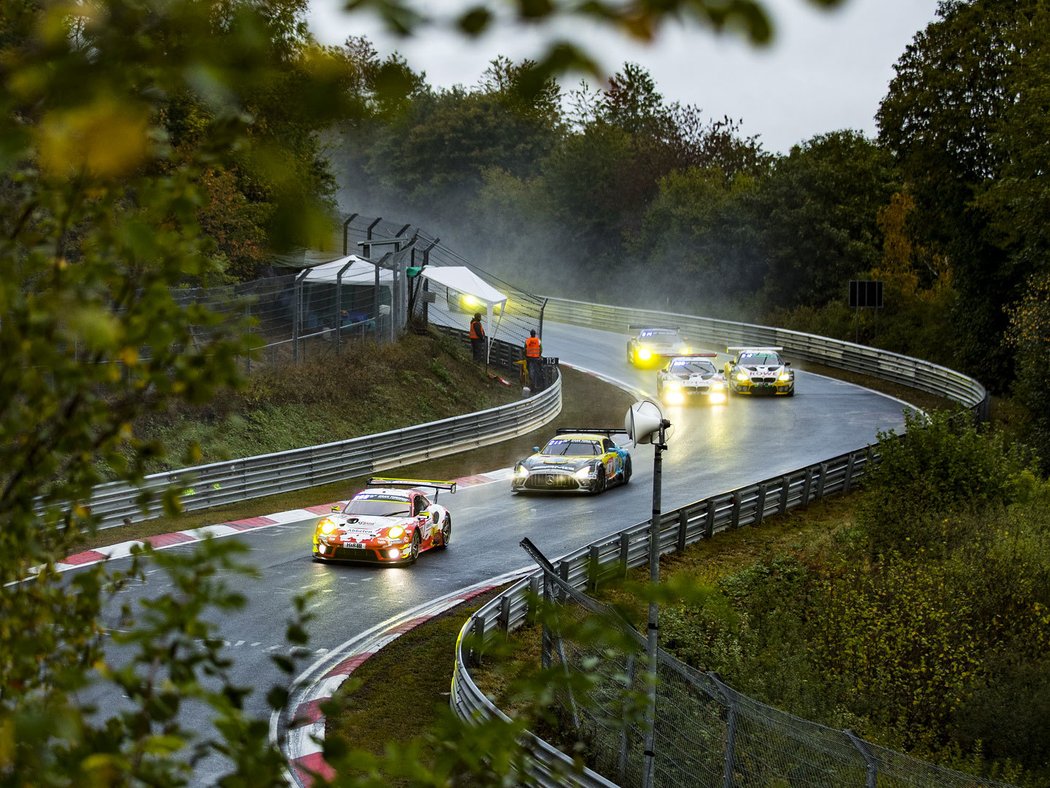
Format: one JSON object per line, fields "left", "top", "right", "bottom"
{"left": 76, "top": 336, "right": 558, "bottom": 529}
{"left": 450, "top": 300, "right": 991, "bottom": 787}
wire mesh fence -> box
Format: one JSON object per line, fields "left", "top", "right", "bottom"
{"left": 533, "top": 562, "right": 1015, "bottom": 788}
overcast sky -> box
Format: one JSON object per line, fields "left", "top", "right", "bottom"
{"left": 307, "top": 0, "right": 941, "bottom": 154}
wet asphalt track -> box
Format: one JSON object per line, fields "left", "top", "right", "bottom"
{"left": 78, "top": 320, "right": 912, "bottom": 784}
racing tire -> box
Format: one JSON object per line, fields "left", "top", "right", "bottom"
{"left": 622, "top": 455, "right": 632, "bottom": 486}
{"left": 591, "top": 467, "right": 607, "bottom": 495}
{"left": 407, "top": 531, "right": 421, "bottom": 564}
{"left": 437, "top": 515, "right": 452, "bottom": 549}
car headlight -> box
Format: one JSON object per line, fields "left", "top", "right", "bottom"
{"left": 636, "top": 346, "right": 652, "bottom": 361}
{"left": 680, "top": 346, "right": 691, "bottom": 355}
{"left": 574, "top": 465, "right": 595, "bottom": 480}
{"left": 736, "top": 371, "right": 750, "bottom": 382}
{"left": 711, "top": 380, "right": 726, "bottom": 390}
{"left": 664, "top": 380, "right": 683, "bottom": 392}
{"left": 317, "top": 518, "right": 338, "bottom": 535}
{"left": 387, "top": 525, "right": 405, "bottom": 539}
{"left": 514, "top": 464, "right": 529, "bottom": 479}
{"left": 778, "top": 370, "right": 793, "bottom": 382}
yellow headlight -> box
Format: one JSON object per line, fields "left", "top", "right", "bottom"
{"left": 387, "top": 525, "right": 405, "bottom": 539}
{"left": 317, "top": 518, "right": 337, "bottom": 535}
{"left": 736, "top": 371, "right": 750, "bottom": 382}
{"left": 637, "top": 347, "right": 652, "bottom": 360}
{"left": 778, "top": 371, "right": 792, "bottom": 382}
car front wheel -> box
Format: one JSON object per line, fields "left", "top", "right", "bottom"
{"left": 407, "top": 531, "right": 421, "bottom": 564}
{"left": 591, "top": 467, "right": 607, "bottom": 495}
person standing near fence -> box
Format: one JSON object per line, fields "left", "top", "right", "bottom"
{"left": 524, "top": 329, "right": 543, "bottom": 392}
{"left": 469, "top": 312, "right": 486, "bottom": 363}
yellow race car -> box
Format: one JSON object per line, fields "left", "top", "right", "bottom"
{"left": 724, "top": 347, "right": 795, "bottom": 396}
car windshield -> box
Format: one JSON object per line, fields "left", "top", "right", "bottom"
{"left": 344, "top": 494, "right": 411, "bottom": 517}
{"left": 542, "top": 439, "right": 601, "bottom": 456}
{"left": 739, "top": 352, "right": 782, "bottom": 366}
{"left": 670, "top": 360, "right": 715, "bottom": 375}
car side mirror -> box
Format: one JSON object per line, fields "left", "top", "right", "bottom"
{"left": 331, "top": 504, "right": 341, "bottom": 512}
{"left": 784, "top": 361, "right": 791, "bottom": 367}
{"left": 532, "top": 446, "right": 540, "bottom": 453}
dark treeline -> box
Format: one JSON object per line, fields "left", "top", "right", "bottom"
{"left": 321, "top": 1, "right": 1049, "bottom": 468}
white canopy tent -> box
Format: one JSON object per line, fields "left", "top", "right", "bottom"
{"left": 420, "top": 266, "right": 508, "bottom": 364}
{"left": 301, "top": 255, "right": 393, "bottom": 285}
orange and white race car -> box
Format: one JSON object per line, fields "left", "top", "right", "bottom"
{"left": 312, "top": 478, "right": 455, "bottom": 565}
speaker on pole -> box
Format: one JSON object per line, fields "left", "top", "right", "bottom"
{"left": 625, "top": 400, "right": 665, "bottom": 447}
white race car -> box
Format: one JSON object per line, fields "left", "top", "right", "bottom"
{"left": 656, "top": 354, "right": 728, "bottom": 405}
{"left": 312, "top": 478, "right": 455, "bottom": 565}
{"left": 724, "top": 347, "right": 795, "bottom": 396}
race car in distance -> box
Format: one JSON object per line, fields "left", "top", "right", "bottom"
{"left": 626, "top": 325, "right": 692, "bottom": 367}
{"left": 312, "top": 478, "right": 455, "bottom": 565}
{"left": 724, "top": 346, "right": 795, "bottom": 396}
{"left": 512, "top": 429, "right": 631, "bottom": 494}
{"left": 656, "top": 354, "right": 728, "bottom": 405}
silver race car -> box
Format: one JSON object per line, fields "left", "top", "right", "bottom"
{"left": 656, "top": 354, "right": 728, "bottom": 405}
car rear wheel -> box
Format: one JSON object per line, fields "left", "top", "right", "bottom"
{"left": 437, "top": 515, "right": 452, "bottom": 549}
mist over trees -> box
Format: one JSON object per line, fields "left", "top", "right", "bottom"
{"left": 330, "top": 0, "right": 1048, "bottom": 465}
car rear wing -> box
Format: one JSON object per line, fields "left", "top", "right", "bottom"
{"left": 671, "top": 352, "right": 718, "bottom": 358}
{"left": 726, "top": 346, "right": 784, "bottom": 353}
{"left": 555, "top": 428, "right": 629, "bottom": 437}
{"left": 629, "top": 324, "right": 680, "bottom": 331}
{"left": 367, "top": 478, "right": 457, "bottom": 497}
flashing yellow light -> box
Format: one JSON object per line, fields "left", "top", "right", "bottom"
{"left": 387, "top": 525, "right": 405, "bottom": 540}
{"left": 317, "top": 519, "right": 337, "bottom": 535}
{"left": 637, "top": 347, "right": 652, "bottom": 361}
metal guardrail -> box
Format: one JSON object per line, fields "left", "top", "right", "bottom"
{"left": 542, "top": 298, "right": 988, "bottom": 418}
{"left": 79, "top": 336, "right": 560, "bottom": 529}
{"left": 450, "top": 300, "right": 990, "bottom": 786}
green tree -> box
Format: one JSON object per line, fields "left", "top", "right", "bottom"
{"left": 1, "top": 0, "right": 341, "bottom": 779}
{"left": 877, "top": 0, "right": 1048, "bottom": 383}
{"left": 757, "top": 130, "right": 898, "bottom": 311}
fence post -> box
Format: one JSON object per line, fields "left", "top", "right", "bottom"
{"left": 710, "top": 673, "right": 737, "bottom": 788}
{"left": 844, "top": 729, "right": 878, "bottom": 788}
{"left": 499, "top": 595, "right": 511, "bottom": 631}
{"left": 541, "top": 573, "right": 552, "bottom": 670}
{"left": 779, "top": 475, "right": 791, "bottom": 515}
{"left": 730, "top": 493, "right": 741, "bottom": 528}
{"left": 677, "top": 509, "right": 688, "bottom": 551}
{"left": 620, "top": 531, "right": 630, "bottom": 576}
{"left": 588, "top": 544, "right": 601, "bottom": 592}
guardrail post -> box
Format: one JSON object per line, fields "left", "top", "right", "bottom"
{"left": 779, "top": 475, "right": 791, "bottom": 515}
{"left": 730, "top": 493, "right": 742, "bottom": 528}
{"left": 843, "top": 454, "right": 856, "bottom": 493}
{"left": 558, "top": 560, "right": 570, "bottom": 600}
{"left": 499, "top": 595, "right": 511, "bottom": 631}
{"left": 844, "top": 728, "right": 878, "bottom": 788}
{"left": 469, "top": 614, "right": 485, "bottom": 668}
{"left": 620, "top": 531, "right": 630, "bottom": 576}
{"left": 815, "top": 463, "right": 828, "bottom": 500}
{"left": 754, "top": 485, "right": 767, "bottom": 525}
{"left": 526, "top": 575, "right": 541, "bottom": 626}
{"left": 704, "top": 499, "right": 715, "bottom": 539}
{"left": 677, "top": 510, "right": 688, "bottom": 552}
{"left": 588, "top": 545, "right": 601, "bottom": 591}
{"left": 801, "top": 468, "right": 814, "bottom": 506}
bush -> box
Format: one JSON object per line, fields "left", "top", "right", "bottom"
{"left": 857, "top": 410, "right": 1031, "bottom": 558}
